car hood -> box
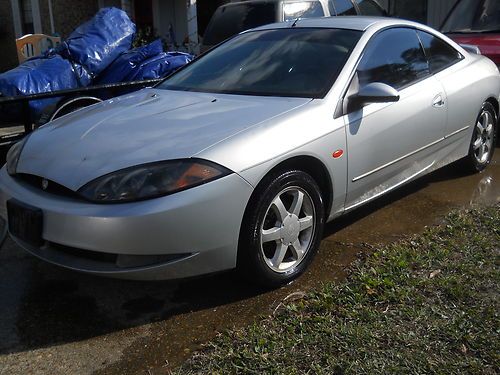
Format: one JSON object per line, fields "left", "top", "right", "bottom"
{"left": 447, "top": 33, "right": 500, "bottom": 66}
{"left": 17, "top": 88, "right": 311, "bottom": 191}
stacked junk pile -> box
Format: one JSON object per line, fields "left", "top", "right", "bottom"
{"left": 0, "top": 7, "right": 193, "bottom": 122}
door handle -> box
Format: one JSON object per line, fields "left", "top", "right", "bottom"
{"left": 432, "top": 94, "right": 445, "bottom": 108}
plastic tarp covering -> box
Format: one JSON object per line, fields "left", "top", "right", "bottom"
{"left": 97, "top": 39, "right": 163, "bottom": 84}
{"left": 57, "top": 7, "right": 136, "bottom": 77}
{"left": 125, "top": 52, "right": 193, "bottom": 81}
{"left": 0, "top": 54, "right": 91, "bottom": 120}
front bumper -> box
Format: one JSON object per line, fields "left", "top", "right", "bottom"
{"left": 0, "top": 168, "right": 253, "bottom": 280}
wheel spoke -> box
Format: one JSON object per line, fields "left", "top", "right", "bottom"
{"left": 299, "top": 215, "right": 313, "bottom": 231}
{"left": 271, "top": 196, "right": 289, "bottom": 221}
{"left": 271, "top": 243, "right": 289, "bottom": 268}
{"left": 485, "top": 123, "right": 494, "bottom": 138}
{"left": 479, "top": 143, "right": 488, "bottom": 162}
{"left": 290, "top": 190, "right": 304, "bottom": 216}
{"left": 476, "top": 121, "right": 485, "bottom": 133}
{"left": 290, "top": 239, "right": 304, "bottom": 260}
{"left": 473, "top": 137, "right": 482, "bottom": 150}
{"left": 262, "top": 227, "right": 282, "bottom": 243}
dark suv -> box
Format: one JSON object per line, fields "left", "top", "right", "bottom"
{"left": 201, "top": 0, "right": 386, "bottom": 52}
{"left": 441, "top": 0, "right": 500, "bottom": 67}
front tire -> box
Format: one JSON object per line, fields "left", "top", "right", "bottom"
{"left": 237, "top": 169, "right": 325, "bottom": 288}
{"left": 462, "top": 102, "right": 497, "bottom": 173}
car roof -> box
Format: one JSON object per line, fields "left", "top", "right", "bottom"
{"left": 253, "top": 16, "right": 418, "bottom": 32}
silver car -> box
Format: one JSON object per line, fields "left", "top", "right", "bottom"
{"left": 1, "top": 17, "right": 498, "bottom": 287}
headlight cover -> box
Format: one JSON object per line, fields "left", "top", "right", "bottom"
{"left": 78, "top": 159, "right": 232, "bottom": 203}
{"left": 6, "top": 136, "right": 29, "bottom": 176}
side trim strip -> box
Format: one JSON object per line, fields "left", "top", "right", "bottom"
{"left": 352, "top": 137, "right": 443, "bottom": 182}
{"left": 444, "top": 125, "right": 469, "bottom": 139}
{"left": 346, "top": 161, "right": 435, "bottom": 211}
{"left": 352, "top": 125, "right": 471, "bottom": 182}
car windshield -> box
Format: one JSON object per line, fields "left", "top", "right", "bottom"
{"left": 203, "top": 3, "right": 278, "bottom": 46}
{"left": 442, "top": 0, "right": 500, "bottom": 33}
{"left": 160, "top": 28, "right": 362, "bottom": 99}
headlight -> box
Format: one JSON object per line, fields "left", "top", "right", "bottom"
{"left": 6, "top": 137, "right": 29, "bottom": 176}
{"left": 78, "top": 159, "right": 231, "bottom": 203}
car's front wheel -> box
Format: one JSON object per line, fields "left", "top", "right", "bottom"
{"left": 463, "top": 102, "right": 497, "bottom": 173}
{"left": 238, "top": 169, "right": 325, "bottom": 288}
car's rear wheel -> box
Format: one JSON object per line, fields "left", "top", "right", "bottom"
{"left": 238, "top": 169, "right": 324, "bottom": 288}
{"left": 463, "top": 102, "right": 497, "bottom": 173}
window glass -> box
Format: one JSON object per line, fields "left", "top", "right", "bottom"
{"left": 203, "top": 3, "right": 277, "bottom": 46}
{"left": 283, "top": 1, "right": 325, "bottom": 22}
{"left": 355, "top": 0, "right": 386, "bottom": 16}
{"left": 357, "top": 28, "right": 429, "bottom": 90}
{"left": 332, "top": 0, "right": 357, "bottom": 15}
{"left": 417, "top": 31, "right": 463, "bottom": 73}
{"left": 161, "top": 28, "right": 362, "bottom": 99}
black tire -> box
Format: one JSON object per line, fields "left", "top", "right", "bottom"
{"left": 462, "top": 102, "right": 497, "bottom": 173}
{"left": 237, "top": 169, "right": 325, "bottom": 288}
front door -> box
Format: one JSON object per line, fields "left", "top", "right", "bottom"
{"left": 342, "top": 27, "right": 447, "bottom": 210}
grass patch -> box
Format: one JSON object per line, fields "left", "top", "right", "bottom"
{"left": 175, "top": 205, "right": 500, "bottom": 375}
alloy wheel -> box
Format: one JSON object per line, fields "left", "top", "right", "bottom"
{"left": 260, "top": 186, "right": 315, "bottom": 273}
{"left": 473, "top": 109, "right": 495, "bottom": 164}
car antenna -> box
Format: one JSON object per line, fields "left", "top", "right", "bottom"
{"left": 291, "top": 18, "right": 299, "bottom": 27}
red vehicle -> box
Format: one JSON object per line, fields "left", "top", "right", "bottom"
{"left": 441, "top": 0, "right": 500, "bottom": 67}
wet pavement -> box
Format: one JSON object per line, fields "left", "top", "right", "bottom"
{"left": 0, "top": 150, "right": 499, "bottom": 375}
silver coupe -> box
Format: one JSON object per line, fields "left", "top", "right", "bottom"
{"left": 1, "top": 17, "right": 498, "bottom": 287}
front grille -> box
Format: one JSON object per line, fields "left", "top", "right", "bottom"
{"left": 15, "top": 173, "right": 80, "bottom": 199}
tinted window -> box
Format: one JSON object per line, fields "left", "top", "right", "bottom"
{"left": 417, "top": 31, "right": 463, "bottom": 73}
{"left": 331, "top": 0, "right": 357, "bottom": 15}
{"left": 283, "top": 1, "right": 325, "bottom": 21}
{"left": 355, "top": 0, "right": 386, "bottom": 16}
{"left": 442, "top": 0, "right": 500, "bottom": 33}
{"left": 203, "top": 3, "right": 277, "bottom": 46}
{"left": 357, "top": 28, "right": 429, "bottom": 89}
{"left": 161, "top": 29, "right": 362, "bottom": 98}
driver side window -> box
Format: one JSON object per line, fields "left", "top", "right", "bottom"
{"left": 357, "top": 28, "right": 430, "bottom": 90}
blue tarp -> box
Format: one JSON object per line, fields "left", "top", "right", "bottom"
{"left": 98, "top": 39, "right": 193, "bottom": 84}
{"left": 57, "top": 7, "right": 136, "bottom": 77}
{"left": 97, "top": 39, "right": 164, "bottom": 84}
{"left": 0, "top": 54, "right": 91, "bottom": 120}
{"left": 0, "top": 7, "right": 193, "bottom": 122}
{"left": 125, "top": 51, "right": 193, "bottom": 81}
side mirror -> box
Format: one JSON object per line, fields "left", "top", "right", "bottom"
{"left": 349, "top": 82, "right": 400, "bottom": 110}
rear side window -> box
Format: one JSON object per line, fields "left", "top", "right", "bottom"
{"left": 357, "top": 28, "right": 430, "bottom": 90}
{"left": 283, "top": 1, "right": 325, "bottom": 21}
{"left": 203, "top": 3, "right": 277, "bottom": 46}
{"left": 330, "top": 0, "right": 357, "bottom": 15}
{"left": 355, "top": 0, "right": 386, "bottom": 16}
{"left": 417, "top": 31, "right": 463, "bottom": 73}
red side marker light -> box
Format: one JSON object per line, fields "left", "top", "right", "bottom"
{"left": 332, "top": 149, "right": 344, "bottom": 159}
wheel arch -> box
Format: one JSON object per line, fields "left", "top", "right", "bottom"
{"left": 247, "top": 155, "right": 334, "bottom": 220}
{"left": 485, "top": 97, "right": 499, "bottom": 144}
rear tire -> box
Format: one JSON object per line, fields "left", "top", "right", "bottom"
{"left": 237, "top": 169, "right": 325, "bottom": 288}
{"left": 462, "top": 102, "right": 497, "bottom": 173}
